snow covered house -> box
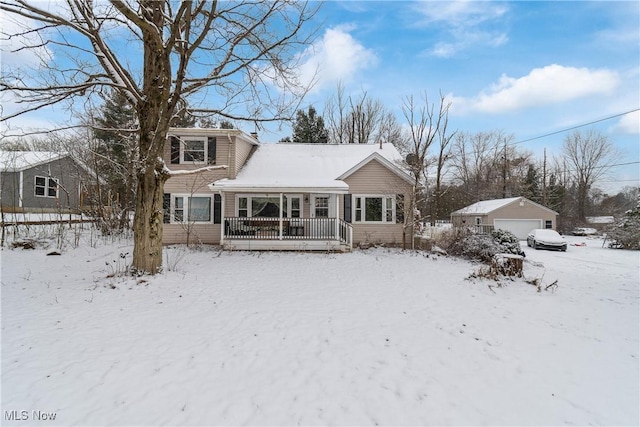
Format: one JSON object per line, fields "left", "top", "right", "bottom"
{"left": 162, "top": 128, "right": 414, "bottom": 250}
{"left": 0, "top": 151, "right": 95, "bottom": 213}
{"left": 450, "top": 196, "right": 558, "bottom": 240}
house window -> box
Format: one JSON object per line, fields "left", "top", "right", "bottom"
{"left": 182, "top": 138, "right": 206, "bottom": 163}
{"left": 315, "top": 196, "right": 329, "bottom": 218}
{"left": 353, "top": 195, "right": 397, "bottom": 223}
{"left": 170, "top": 195, "right": 212, "bottom": 223}
{"left": 34, "top": 176, "right": 58, "bottom": 198}
{"left": 475, "top": 217, "right": 482, "bottom": 225}
{"left": 238, "top": 197, "right": 248, "bottom": 217}
{"left": 284, "top": 196, "right": 301, "bottom": 218}
{"left": 236, "top": 195, "right": 302, "bottom": 218}
{"left": 545, "top": 220, "right": 553, "bottom": 229}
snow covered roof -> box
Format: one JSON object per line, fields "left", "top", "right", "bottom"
{"left": 452, "top": 197, "right": 558, "bottom": 216}
{"left": 452, "top": 197, "right": 522, "bottom": 215}
{"left": 0, "top": 151, "right": 67, "bottom": 172}
{"left": 211, "top": 143, "right": 411, "bottom": 193}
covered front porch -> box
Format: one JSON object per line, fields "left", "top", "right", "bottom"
{"left": 215, "top": 190, "right": 352, "bottom": 251}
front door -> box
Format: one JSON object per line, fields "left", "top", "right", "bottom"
{"left": 311, "top": 194, "right": 333, "bottom": 238}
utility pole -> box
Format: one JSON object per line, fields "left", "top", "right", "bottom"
{"left": 502, "top": 138, "right": 508, "bottom": 198}
{"left": 542, "top": 148, "right": 548, "bottom": 205}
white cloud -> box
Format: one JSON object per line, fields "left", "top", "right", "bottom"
{"left": 412, "top": 1, "right": 509, "bottom": 57}
{"left": 412, "top": 1, "right": 508, "bottom": 26}
{"left": 614, "top": 110, "right": 640, "bottom": 134}
{"left": 0, "top": 12, "right": 53, "bottom": 68}
{"left": 450, "top": 65, "right": 620, "bottom": 114}
{"left": 295, "top": 25, "right": 378, "bottom": 92}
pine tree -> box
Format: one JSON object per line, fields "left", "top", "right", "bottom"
{"left": 292, "top": 106, "right": 328, "bottom": 143}
{"left": 93, "top": 90, "right": 138, "bottom": 228}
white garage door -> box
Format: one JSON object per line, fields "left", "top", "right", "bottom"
{"left": 494, "top": 219, "right": 542, "bottom": 240}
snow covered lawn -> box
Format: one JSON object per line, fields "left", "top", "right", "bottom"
{"left": 1, "top": 235, "right": 638, "bottom": 426}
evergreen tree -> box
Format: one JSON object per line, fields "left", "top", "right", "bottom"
{"left": 292, "top": 106, "right": 328, "bottom": 143}
{"left": 93, "top": 90, "right": 138, "bottom": 228}
{"left": 522, "top": 164, "right": 541, "bottom": 203}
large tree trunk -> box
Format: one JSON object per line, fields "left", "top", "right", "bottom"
{"left": 131, "top": 0, "right": 172, "bottom": 274}
{"left": 132, "top": 167, "right": 166, "bottom": 274}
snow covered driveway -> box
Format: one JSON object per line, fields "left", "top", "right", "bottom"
{"left": 1, "top": 236, "right": 638, "bottom": 426}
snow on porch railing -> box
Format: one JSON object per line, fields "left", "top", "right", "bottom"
{"left": 224, "top": 217, "right": 351, "bottom": 244}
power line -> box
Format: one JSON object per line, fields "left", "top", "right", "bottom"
{"left": 511, "top": 108, "right": 640, "bottom": 146}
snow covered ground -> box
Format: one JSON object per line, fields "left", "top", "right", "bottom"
{"left": 1, "top": 232, "right": 638, "bottom": 426}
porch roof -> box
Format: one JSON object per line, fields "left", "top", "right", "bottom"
{"left": 209, "top": 142, "right": 405, "bottom": 193}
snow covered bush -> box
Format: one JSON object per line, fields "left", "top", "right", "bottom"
{"left": 444, "top": 228, "right": 524, "bottom": 263}
{"left": 491, "top": 229, "right": 525, "bottom": 257}
{"left": 606, "top": 207, "right": 640, "bottom": 250}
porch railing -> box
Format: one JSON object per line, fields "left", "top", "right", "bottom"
{"left": 224, "top": 217, "right": 352, "bottom": 245}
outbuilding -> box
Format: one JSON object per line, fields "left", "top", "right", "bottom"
{"left": 451, "top": 196, "right": 558, "bottom": 240}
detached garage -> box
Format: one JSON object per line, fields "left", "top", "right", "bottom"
{"left": 451, "top": 197, "right": 558, "bottom": 240}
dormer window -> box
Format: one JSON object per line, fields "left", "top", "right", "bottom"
{"left": 170, "top": 135, "right": 217, "bottom": 165}
{"left": 182, "top": 138, "right": 206, "bottom": 163}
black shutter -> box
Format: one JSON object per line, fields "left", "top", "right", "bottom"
{"left": 213, "top": 194, "right": 222, "bottom": 224}
{"left": 170, "top": 136, "right": 180, "bottom": 164}
{"left": 396, "top": 194, "right": 405, "bottom": 223}
{"left": 208, "top": 137, "right": 217, "bottom": 165}
{"left": 344, "top": 194, "right": 352, "bottom": 223}
{"left": 163, "top": 193, "right": 171, "bottom": 223}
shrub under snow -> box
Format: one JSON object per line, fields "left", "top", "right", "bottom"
{"left": 445, "top": 228, "right": 525, "bottom": 263}
{"left": 607, "top": 207, "right": 640, "bottom": 250}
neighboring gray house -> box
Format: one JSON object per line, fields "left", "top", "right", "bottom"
{"left": 0, "top": 151, "right": 95, "bottom": 213}
{"left": 451, "top": 196, "right": 558, "bottom": 239}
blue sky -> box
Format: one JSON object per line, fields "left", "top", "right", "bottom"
{"left": 264, "top": 1, "right": 639, "bottom": 193}
{"left": 1, "top": 1, "right": 638, "bottom": 193}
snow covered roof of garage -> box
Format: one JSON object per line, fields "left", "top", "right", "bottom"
{"left": 452, "top": 197, "right": 558, "bottom": 215}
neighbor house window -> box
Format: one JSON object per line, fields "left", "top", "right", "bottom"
{"left": 545, "top": 220, "right": 553, "bottom": 229}
{"left": 475, "top": 217, "right": 482, "bottom": 225}
{"left": 34, "top": 176, "right": 58, "bottom": 198}
{"left": 353, "top": 195, "right": 397, "bottom": 223}
{"left": 170, "top": 195, "right": 212, "bottom": 223}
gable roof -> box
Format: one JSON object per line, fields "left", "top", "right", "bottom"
{"left": 211, "top": 143, "right": 410, "bottom": 193}
{"left": 0, "top": 151, "right": 67, "bottom": 172}
{"left": 452, "top": 197, "right": 558, "bottom": 215}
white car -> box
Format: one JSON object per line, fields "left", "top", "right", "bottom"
{"left": 527, "top": 229, "right": 567, "bottom": 252}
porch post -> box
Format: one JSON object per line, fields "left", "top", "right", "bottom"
{"left": 279, "top": 193, "right": 283, "bottom": 240}
{"left": 220, "top": 192, "right": 225, "bottom": 244}
{"left": 334, "top": 193, "right": 340, "bottom": 240}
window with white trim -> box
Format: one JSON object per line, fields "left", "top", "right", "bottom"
{"left": 353, "top": 195, "right": 397, "bottom": 223}
{"left": 170, "top": 195, "right": 212, "bottom": 223}
{"left": 181, "top": 137, "right": 206, "bottom": 163}
{"left": 236, "top": 194, "right": 302, "bottom": 218}
{"left": 34, "top": 176, "right": 58, "bottom": 198}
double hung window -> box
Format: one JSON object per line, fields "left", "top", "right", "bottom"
{"left": 34, "top": 176, "right": 58, "bottom": 198}
{"left": 171, "top": 195, "right": 212, "bottom": 223}
{"left": 182, "top": 138, "right": 206, "bottom": 163}
{"left": 353, "top": 195, "right": 397, "bottom": 223}
{"left": 237, "top": 195, "right": 302, "bottom": 218}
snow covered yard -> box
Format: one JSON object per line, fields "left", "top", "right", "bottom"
{"left": 1, "top": 234, "right": 638, "bottom": 426}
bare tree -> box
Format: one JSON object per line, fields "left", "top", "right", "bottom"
{"left": 449, "top": 130, "right": 534, "bottom": 204}
{"left": 0, "top": 1, "right": 319, "bottom": 274}
{"left": 323, "top": 83, "right": 394, "bottom": 145}
{"left": 400, "top": 92, "right": 452, "bottom": 239}
{"left": 562, "top": 129, "right": 621, "bottom": 220}
{"left": 431, "top": 108, "right": 455, "bottom": 225}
